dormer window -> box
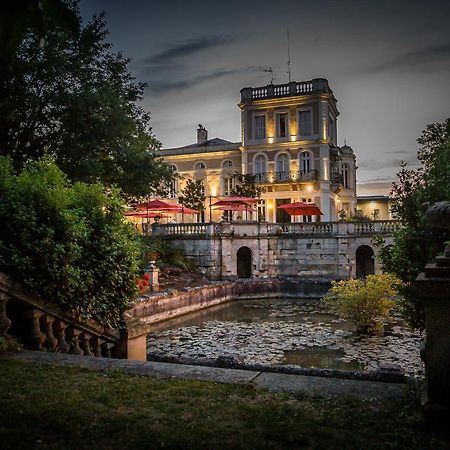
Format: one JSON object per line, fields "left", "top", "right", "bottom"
{"left": 254, "top": 115, "right": 266, "bottom": 139}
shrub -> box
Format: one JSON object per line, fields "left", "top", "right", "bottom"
{"left": 0, "top": 156, "right": 142, "bottom": 328}
{"left": 325, "top": 273, "right": 401, "bottom": 335}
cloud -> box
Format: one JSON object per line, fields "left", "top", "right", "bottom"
{"left": 368, "top": 42, "right": 450, "bottom": 73}
{"left": 358, "top": 156, "right": 418, "bottom": 171}
{"left": 147, "top": 66, "right": 261, "bottom": 94}
{"left": 144, "top": 35, "right": 235, "bottom": 65}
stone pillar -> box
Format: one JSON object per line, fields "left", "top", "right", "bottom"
{"left": 145, "top": 263, "right": 159, "bottom": 292}
{"left": 415, "top": 201, "right": 450, "bottom": 423}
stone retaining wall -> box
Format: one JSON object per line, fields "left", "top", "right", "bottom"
{"left": 125, "top": 279, "right": 330, "bottom": 339}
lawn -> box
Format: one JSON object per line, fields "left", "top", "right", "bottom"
{"left": 0, "top": 358, "right": 447, "bottom": 449}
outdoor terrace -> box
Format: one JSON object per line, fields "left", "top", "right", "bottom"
{"left": 151, "top": 220, "right": 400, "bottom": 238}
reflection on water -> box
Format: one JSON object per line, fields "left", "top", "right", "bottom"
{"left": 151, "top": 298, "right": 329, "bottom": 332}
{"left": 283, "top": 347, "right": 364, "bottom": 371}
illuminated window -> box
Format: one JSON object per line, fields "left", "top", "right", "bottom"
{"left": 300, "top": 151, "right": 312, "bottom": 174}
{"left": 223, "top": 177, "right": 235, "bottom": 196}
{"left": 257, "top": 200, "right": 266, "bottom": 221}
{"left": 254, "top": 154, "right": 267, "bottom": 181}
{"left": 342, "top": 163, "right": 349, "bottom": 188}
{"left": 276, "top": 153, "right": 290, "bottom": 180}
{"left": 255, "top": 115, "right": 266, "bottom": 139}
{"left": 299, "top": 110, "right": 311, "bottom": 136}
{"left": 276, "top": 113, "right": 288, "bottom": 138}
{"left": 373, "top": 209, "right": 380, "bottom": 220}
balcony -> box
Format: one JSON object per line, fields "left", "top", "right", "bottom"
{"left": 254, "top": 169, "right": 319, "bottom": 184}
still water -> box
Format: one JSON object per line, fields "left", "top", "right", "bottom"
{"left": 147, "top": 298, "right": 424, "bottom": 377}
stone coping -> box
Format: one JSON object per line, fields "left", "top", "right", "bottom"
{"left": 4, "top": 351, "right": 407, "bottom": 401}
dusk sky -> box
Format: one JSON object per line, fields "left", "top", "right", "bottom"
{"left": 79, "top": 0, "right": 450, "bottom": 195}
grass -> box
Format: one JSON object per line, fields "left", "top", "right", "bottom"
{"left": 0, "top": 358, "right": 448, "bottom": 449}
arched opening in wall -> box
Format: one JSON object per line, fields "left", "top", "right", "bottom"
{"left": 237, "top": 246, "right": 252, "bottom": 278}
{"left": 356, "top": 245, "right": 375, "bottom": 278}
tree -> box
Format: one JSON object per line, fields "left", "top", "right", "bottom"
{"left": 376, "top": 119, "right": 450, "bottom": 329}
{"left": 229, "top": 172, "right": 263, "bottom": 198}
{"left": 0, "top": 156, "right": 143, "bottom": 328}
{"left": 178, "top": 179, "right": 205, "bottom": 216}
{"left": 0, "top": 2, "right": 173, "bottom": 198}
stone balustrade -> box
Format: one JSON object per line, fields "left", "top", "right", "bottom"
{"left": 152, "top": 220, "right": 400, "bottom": 238}
{"left": 0, "top": 273, "right": 120, "bottom": 358}
{"left": 240, "top": 79, "right": 327, "bottom": 102}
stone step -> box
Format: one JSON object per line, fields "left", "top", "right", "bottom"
{"left": 436, "top": 256, "right": 450, "bottom": 267}
{"left": 425, "top": 263, "right": 450, "bottom": 278}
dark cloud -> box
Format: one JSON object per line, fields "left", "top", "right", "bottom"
{"left": 368, "top": 42, "right": 450, "bottom": 73}
{"left": 144, "top": 35, "right": 235, "bottom": 65}
{"left": 147, "top": 66, "right": 261, "bottom": 94}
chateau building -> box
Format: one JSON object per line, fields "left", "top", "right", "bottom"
{"left": 159, "top": 78, "right": 357, "bottom": 222}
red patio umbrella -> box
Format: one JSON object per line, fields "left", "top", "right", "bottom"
{"left": 212, "top": 196, "right": 260, "bottom": 208}
{"left": 124, "top": 212, "right": 168, "bottom": 218}
{"left": 136, "top": 199, "right": 174, "bottom": 211}
{"left": 277, "top": 202, "right": 323, "bottom": 216}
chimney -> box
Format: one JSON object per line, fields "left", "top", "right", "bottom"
{"left": 197, "top": 124, "right": 208, "bottom": 145}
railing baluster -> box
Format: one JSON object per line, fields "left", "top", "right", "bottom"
{"left": 42, "top": 315, "right": 58, "bottom": 350}
{"left": 67, "top": 327, "right": 83, "bottom": 355}
{"left": 25, "top": 309, "right": 46, "bottom": 350}
{"left": 54, "top": 320, "right": 70, "bottom": 353}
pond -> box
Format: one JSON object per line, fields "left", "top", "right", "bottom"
{"left": 146, "top": 298, "right": 424, "bottom": 378}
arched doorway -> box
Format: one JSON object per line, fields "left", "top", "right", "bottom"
{"left": 356, "top": 245, "right": 375, "bottom": 278}
{"left": 237, "top": 246, "right": 252, "bottom": 278}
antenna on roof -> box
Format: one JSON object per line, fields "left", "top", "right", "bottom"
{"left": 287, "top": 27, "right": 291, "bottom": 83}
{"left": 264, "top": 68, "right": 275, "bottom": 84}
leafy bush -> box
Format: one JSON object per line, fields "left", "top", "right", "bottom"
{"left": 325, "top": 274, "right": 401, "bottom": 335}
{"left": 137, "top": 235, "right": 196, "bottom": 272}
{"left": 0, "top": 156, "right": 142, "bottom": 328}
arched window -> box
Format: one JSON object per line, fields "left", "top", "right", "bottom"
{"left": 195, "top": 162, "right": 206, "bottom": 170}
{"left": 253, "top": 154, "right": 267, "bottom": 182}
{"left": 342, "top": 163, "right": 350, "bottom": 189}
{"left": 300, "top": 151, "right": 312, "bottom": 174}
{"left": 168, "top": 165, "right": 178, "bottom": 198}
{"left": 276, "top": 153, "right": 290, "bottom": 181}
{"left": 222, "top": 160, "right": 233, "bottom": 169}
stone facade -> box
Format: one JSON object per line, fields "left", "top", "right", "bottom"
{"left": 153, "top": 221, "right": 397, "bottom": 280}
{"left": 159, "top": 78, "right": 357, "bottom": 223}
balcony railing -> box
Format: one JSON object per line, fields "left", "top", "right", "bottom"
{"left": 254, "top": 169, "right": 319, "bottom": 184}
{"left": 152, "top": 220, "right": 400, "bottom": 238}
{"left": 241, "top": 79, "right": 331, "bottom": 102}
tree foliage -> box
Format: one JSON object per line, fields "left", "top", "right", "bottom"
{"left": 376, "top": 119, "right": 450, "bottom": 329}
{"left": 325, "top": 274, "right": 400, "bottom": 335}
{"left": 0, "top": 2, "right": 173, "bottom": 198}
{"left": 0, "top": 156, "right": 142, "bottom": 328}
{"left": 178, "top": 179, "right": 205, "bottom": 212}
{"left": 230, "top": 172, "right": 263, "bottom": 198}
